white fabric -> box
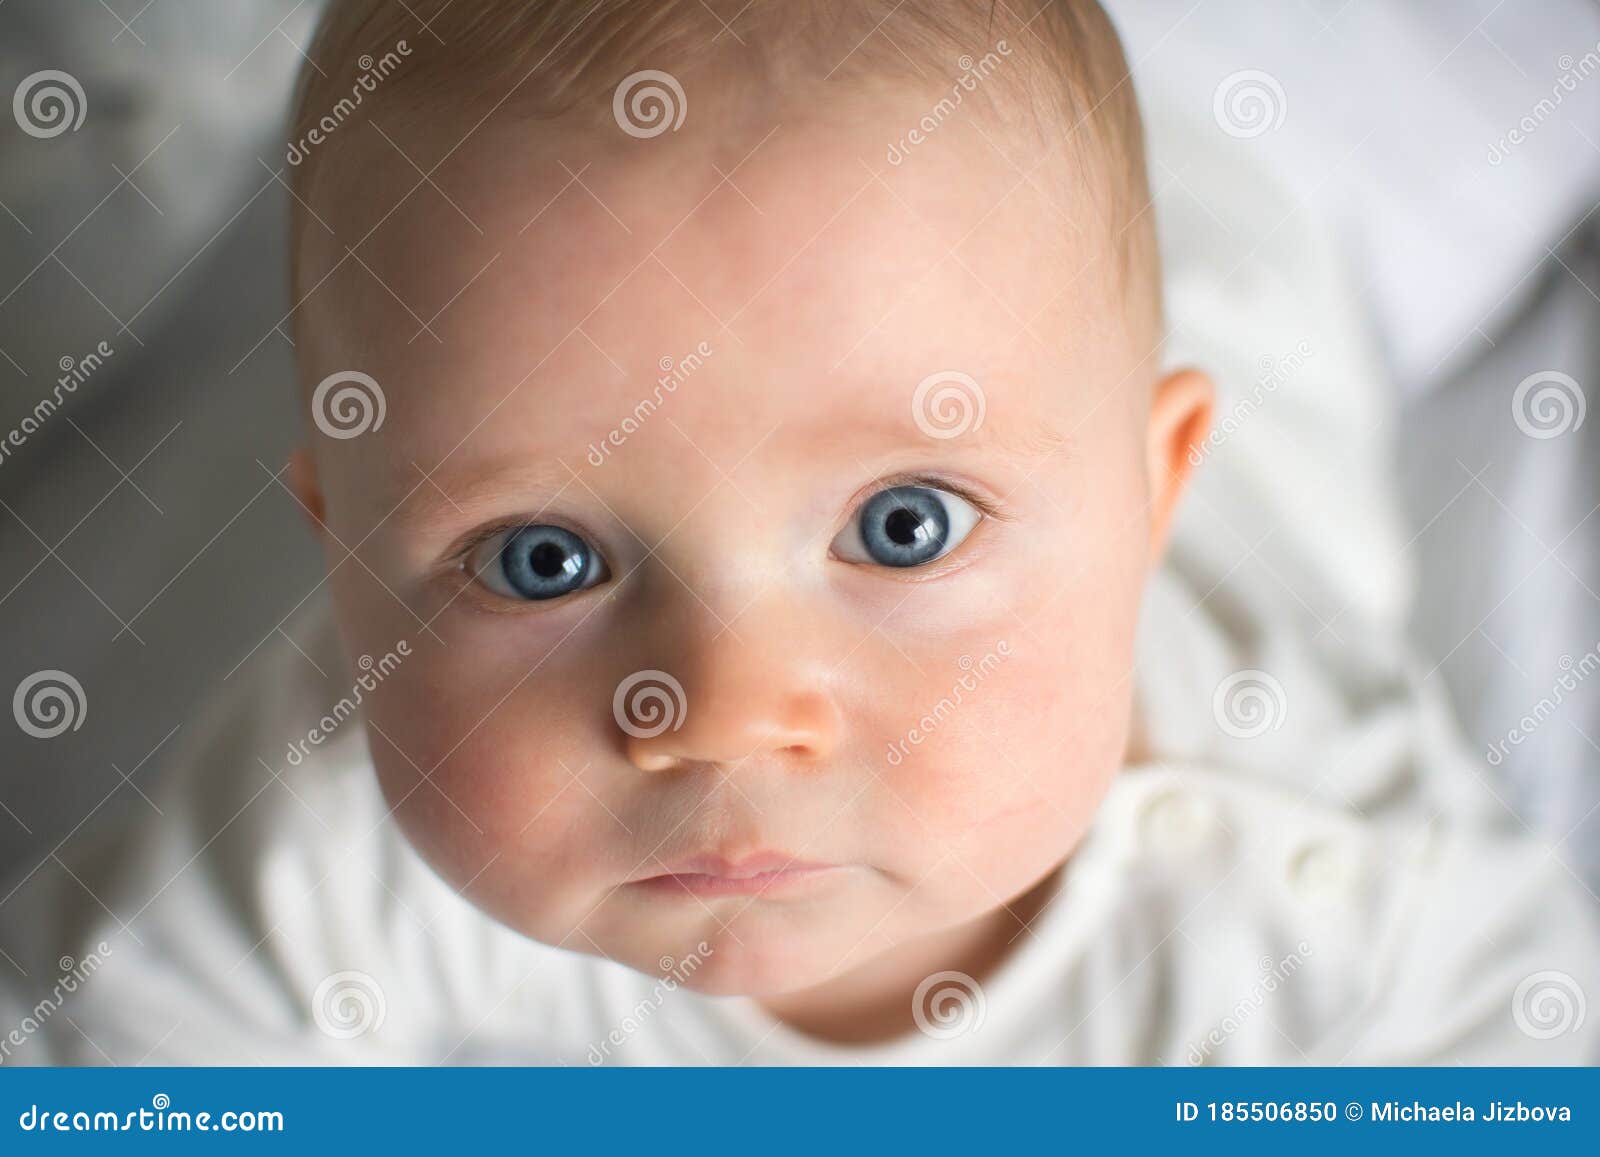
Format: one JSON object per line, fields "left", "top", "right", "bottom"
{"left": 1111, "top": 2, "right": 1600, "bottom": 873}
{"left": 0, "top": 0, "right": 315, "bottom": 367}
{"left": 3, "top": 48, "right": 1598, "bottom": 1067}
{"left": 1110, "top": 0, "right": 1600, "bottom": 393}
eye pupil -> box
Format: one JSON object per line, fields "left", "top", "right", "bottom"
{"left": 889, "top": 505, "right": 934, "bottom": 544}
{"left": 858, "top": 485, "right": 952, "bottom": 567}
{"left": 885, "top": 505, "right": 931, "bottom": 546}
{"left": 528, "top": 541, "right": 573, "bottom": 579}
{"left": 495, "top": 524, "right": 595, "bottom": 600}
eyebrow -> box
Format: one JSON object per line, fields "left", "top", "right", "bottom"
{"left": 810, "top": 411, "right": 1074, "bottom": 463}
{"left": 394, "top": 412, "right": 1072, "bottom": 534}
{"left": 393, "top": 458, "right": 586, "bottom": 532}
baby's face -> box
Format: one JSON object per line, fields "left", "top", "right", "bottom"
{"left": 298, "top": 78, "right": 1168, "bottom": 996}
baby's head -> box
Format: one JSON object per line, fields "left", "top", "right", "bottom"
{"left": 285, "top": 0, "right": 1211, "bottom": 1001}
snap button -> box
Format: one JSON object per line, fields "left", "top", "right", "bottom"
{"left": 1137, "top": 786, "right": 1222, "bottom": 856}
{"left": 1286, "top": 838, "right": 1359, "bottom": 906}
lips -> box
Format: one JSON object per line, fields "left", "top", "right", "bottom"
{"left": 629, "top": 852, "right": 840, "bottom": 898}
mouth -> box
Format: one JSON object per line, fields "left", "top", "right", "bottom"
{"left": 627, "top": 852, "right": 842, "bottom": 898}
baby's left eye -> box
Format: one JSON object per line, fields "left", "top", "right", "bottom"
{"left": 830, "top": 484, "right": 982, "bottom": 568}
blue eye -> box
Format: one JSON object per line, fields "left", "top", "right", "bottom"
{"left": 831, "top": 484, "right": 982, "bottom": 568}
{"left": 468, "top": 523, "right": 609, "bottom": 601}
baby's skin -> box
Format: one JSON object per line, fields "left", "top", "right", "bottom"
{"left": 289, "top": 62, "right": 1212, "bottom": 1042}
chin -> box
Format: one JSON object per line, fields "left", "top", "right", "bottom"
{"left": 612, "top": 924, "right": 858, "bottom": 998}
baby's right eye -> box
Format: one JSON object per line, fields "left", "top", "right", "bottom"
{"left": 466, "top": 523, "right": 610, "bottom": 602}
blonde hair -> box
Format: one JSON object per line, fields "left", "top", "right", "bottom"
{"left": 287, "top": 0, "right": 1157, "bottom": 319}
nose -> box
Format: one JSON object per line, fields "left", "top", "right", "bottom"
{"left": 617, "top": 643, "right": 840, "bottom": 773}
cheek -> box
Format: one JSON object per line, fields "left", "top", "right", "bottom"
{"left": 326, "top": 564, "right": 600, "bottom": 822}
{"left": 871, "top": 561, "right": 1144, "bottom": 885}
{"left": 332, "top": 604, "right": 611, "bottom": 907}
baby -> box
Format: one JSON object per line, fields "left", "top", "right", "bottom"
{"left": 285, "top": 0, "right": 1208, "bottom": 1035}
{"left": 2, "top": 0, "right": 1597, "bottom": 1065}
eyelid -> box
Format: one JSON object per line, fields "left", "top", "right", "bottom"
{"left": 844, "top": 471, "right": 1012, "bottom": 525}
{"left": 438, "top": 513, "right": 588, "bottom": 574}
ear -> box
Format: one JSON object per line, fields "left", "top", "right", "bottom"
{"left": 1144, "top": 367, "right": 1213, "bottom": 564}
{"left": 287, "top": 446, "right": 329, "bottom": 537}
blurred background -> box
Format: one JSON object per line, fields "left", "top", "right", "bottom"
{"left": 0, "top": 0, "right": 1597, "bottom": 899}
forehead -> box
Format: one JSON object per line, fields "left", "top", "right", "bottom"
{"left": 297, "top": 79, "right": 1127, "bottom": 471}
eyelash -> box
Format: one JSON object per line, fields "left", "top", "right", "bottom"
{"left": 444, "top": 472, "right": 1010, "bottom": 595}
{"left": 847, "top": 471, "right": 1008, "bottom": 525}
